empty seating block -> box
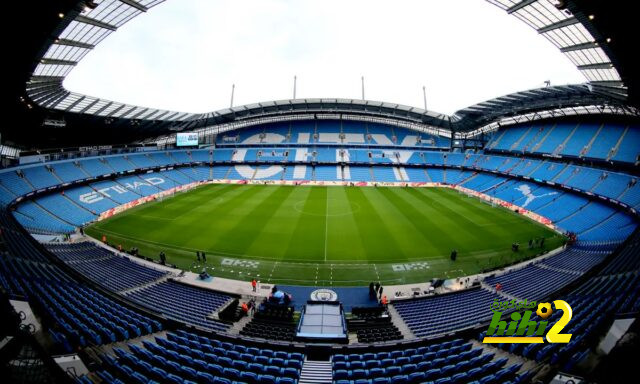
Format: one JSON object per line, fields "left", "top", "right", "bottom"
{"left": 101, "top": 330, "right": 304, "bottom": 384}
{"left": 125, "top": 280, "right": 232, "bottom": 332}
{"left": 47, "top": 242, "right": 169, "bottom": 292}
{"left": 393, "top": 288, "right": 498, "bottom": 338}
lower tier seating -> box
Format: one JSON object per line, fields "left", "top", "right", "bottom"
{"left": 98, "top": 329, "right": 304, "bottom": 384}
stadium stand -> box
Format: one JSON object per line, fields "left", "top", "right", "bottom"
{"left": 487, "top": 122, "right": 640, "bottom": 164}
{"left": 36, "top": 193, "right": 97, "bottom": 227}
{"left": 479, "top": 233, "right": 640, "bottom": 368}
{"left": 0, "top": 212, "right": 161, "bottom": 351}
{"left": 331, "top": 339, "right": 529, "bottom": 384}
{"left": 50, "top": 161, "right": 90, "bottom": 183}
{"left": 240, "top": 302, "right": 297, "bottom": 342}
{"left": 393, "top": 288, "right": 499, "bottom": 338}
{"left": 124, "top": 280, "right": 233, "bottom": 332}
{"left": 3, "top": 135, "right": 638, "bottom": 245}
{"left": 6, "top": 1, "right": 640, "bottom": 382}
{"left": 78, "top": 158, "right": 115, "bottom": 177}
{"left": 0, "top": 120, "right": 637, "bottom": 384}
{"left": 47, "top": 242, "right": 169, "bottom": 293}
{"left": 97, "top": 329, "right": 305, "bottom": 384}
{"left": 347, "top": 307, "right": 403, "bottom": 343}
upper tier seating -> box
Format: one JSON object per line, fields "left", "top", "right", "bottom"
{"left": 51, "top": 161, "right": 90, "bottom": 183}
{"left": 487, "top": 122, "right": 640, "bottom": 163}
{"left": 21, "top": 165, "right": 61, "bottom": 189}
{"left": 0, "top": 170, "right": 35, "bottom": 197}
{"left": 105, "top": 156, "right": 137, "bottom": 173}
{"left": 216, "top": 120, "right": 451, "bottom": 148}
{"left": 78, "top": 158, "right": 114, "bottom": 177}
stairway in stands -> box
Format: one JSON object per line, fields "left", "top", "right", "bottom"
{"left": 387, "top": 303, "right": 415, "bottom": 339}
{"left": 299, "top": 360, "right": 332, "bottom": 384}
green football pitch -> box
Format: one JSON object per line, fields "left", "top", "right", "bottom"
{"left": 85, "top": 184, "right": 564, "bottom": 286}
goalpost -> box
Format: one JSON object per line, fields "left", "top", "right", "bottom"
{"left": 158, "top": 181, "right": 177, "bottom": 203}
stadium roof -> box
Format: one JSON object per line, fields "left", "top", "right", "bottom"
{"left": 7, "top": 0, "right": 640, "bottom": 147}
{"left": 139, "top": 85, "right": 636, "bottom": 145}
{"left": 487, "top": 0, "right": 622, "bottom": 86}
{"left": 451, "top": 83, "right": 637, "bottom": 135}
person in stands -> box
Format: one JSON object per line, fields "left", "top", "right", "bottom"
{"left": 241, "top": 302, "right": 249, "bottom": 316}
{"left": 251, "top": 279, "right": 257, "bottom": 292}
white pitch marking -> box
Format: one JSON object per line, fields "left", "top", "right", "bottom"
{"left": 324, "top": 192, "right": 329, "bottom": 262}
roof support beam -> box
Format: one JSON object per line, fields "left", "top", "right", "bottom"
{"left": 577, "top": 63, "right": 613, "bottom": 70}
{"left": 28, "top": 76, "right": 65, "bottom": 83}
{"left": 65, "top": 95, "right": 86, "bottom": 111}
{"left": 46, "top": 92, "right": 71, "bottom": 109}
{"left": 106, "top": 104, "right": 127, "bottom": 117}
{"left": 28, "top": 90, "right": 57, "bottom": 104}
{"left": 138, "top": 109, "right": 162, "bottom": 120}
{"left": 94, "top": 101, "right": 114, "bottom": 115}
{"left": 537, "top": 17, "right": 579, "bottom": 34}
{"left": 589, "top": 80, "right": 624, "bottom": 88}
{"left": 154, "top": 111, "right": 172, "bottom": 120}
{"left": 164, "top": 112, "right": 181, "bottom": 121}
{"left": 76, "top": 15, "right": 117, "bottom": 31}
{"left": 39, "top": 90, "right": 67, "bottom": 108}
{"left": 79, "top": 99, "right": 100, "bottom": 114}
{"left": 27, "top": 81, "right": 61, "bottom": 93}
{"left": 27, "top": 84, "right": 62, "bottom": 99}
{"left": 130, "top": 108, "right": 151, "bottom": 120}
{"left": 119, "top": 0, "right": 148, "bottom": 12}
{"left": 119, "top": 106, "right": 138, "bottom": 118}
{"left": 560, "top": 41, "right": 599, "bottom": 53}
{"left": 39, "top": 58, "right": 77, "bottom": 66}
{"left": 507, "top": 0, "right": 537, "bottom": 14}
{"left": 54, "top": 38, "right": 95, "bottom": 49}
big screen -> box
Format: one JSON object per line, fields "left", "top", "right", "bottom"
{"left": 176, "top": 132, "right": 198, "bottom": 146}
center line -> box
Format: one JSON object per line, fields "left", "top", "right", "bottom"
{"left": 324, "top": 191, "right": 329, "bottom": 262}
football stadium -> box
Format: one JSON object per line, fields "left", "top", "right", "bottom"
{"left": 2, "top": 1, "right": 639, "bottom": 383}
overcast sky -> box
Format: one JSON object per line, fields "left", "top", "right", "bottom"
{"left": 64, "top": 0, "right": 585, "bottom": 115}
